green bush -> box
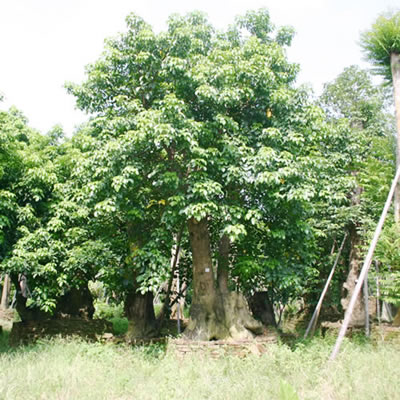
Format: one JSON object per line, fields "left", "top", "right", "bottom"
{"left": 0, "top": 330, "right": 10, "bottom": 353}
{"left": 93, "top": 301, "right": 128, "bottom": 335}
{"left": 93, "top": 301, "right": 124, "bottom": 320}
{"left": 154, "top": 303, "right": 163, "bottom": 317}
{"left": 109, "top": 317, "right": 129, "bottom": 335}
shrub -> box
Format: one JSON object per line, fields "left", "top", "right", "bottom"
{"left": 93, "top": 301, "right": 124, "bottom": 320}
{"left": 109, "top": 317, "right": 129, "bottom": 335}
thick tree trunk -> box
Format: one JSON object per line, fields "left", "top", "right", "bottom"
{"left": 217, "top": 234, "right": 230, "bottom": 293}
{"left": 215, "top": 234, "right": 264, "bottom": 337}
{"left": 1, "top": 274, "right": 11, "bottom": 309}
{"left": 10, "top": 274, "right": 49, "bottom": 322}
{"left": 55, "top": 286, "right": 95, "bottom": 319}
{"left": 391, "top": 52, "right": 400, "bottom": 223}
{"left": 125, "top": 223, "right": 158, "bottom": 338}
{"left": 125, "top": 290, "right": 157, "bottom": 339}
{"left": 185, "top": 218, "right": 228, "bottom": 340}
{"left": 184, "top": 218, "right": 263, "bottom": 340}
{"left": 248, "top": 291, "right": 277, "bottom": 327}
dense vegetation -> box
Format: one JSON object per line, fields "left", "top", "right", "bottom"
{"left": 1, "top": 9, "right": 400, "bottom": 344}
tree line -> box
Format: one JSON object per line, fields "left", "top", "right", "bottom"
{"left": 1, "top": 9, "right": 399, "bottom": 339}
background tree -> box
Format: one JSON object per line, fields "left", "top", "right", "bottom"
{"left": 0, "top": 106, "right": 109, "bottom": 320}
{"left": 317, "top": 65, "right": 395, "bottom": 325}
{"left": 0, "top": 105, "right": 27, "bottom": 310}
{"left": 360, "top": 10, "right": 400, "bottom": 323}
{"left": 360, "top": 10, "right": 400, "bottom": 221}
{"left": 0, "top": 106, "right": 55, "bottom": 318}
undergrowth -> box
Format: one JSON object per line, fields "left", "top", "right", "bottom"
{"left": 0, "top": 330, "right": 399, "bottom": 400}
{"left": 93, "top": 301, "right": 129, "bottom": 335}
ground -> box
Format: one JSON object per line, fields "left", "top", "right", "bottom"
{"left": 0, "top": 308, "right": 14, "bottom": 331}
{"left": 1, "top": 329, "right": 400, "bottom": 400}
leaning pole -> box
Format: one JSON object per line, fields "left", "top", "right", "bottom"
{"left": 304, "top": 233, "right": 348, "bottom": 339}
{"left": 330, "top": 167, "right": 400, "bottom": 361}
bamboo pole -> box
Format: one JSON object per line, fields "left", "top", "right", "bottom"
{"left": 176, "top": 269, "right": 181, "bottom": 334}
{"left": 390, "top": 53, "right": 400, "bottom": 223}
{"left": 304, "top": 234, "right": 347, "bottom": 339}
{"left": 375, "top": 261, "right": 381, "bottom": 324}
{"left": 330, "top": 167, "right": 400, "bottom": 361}
{"left": 363, "top": 275, "right": 370, "bottom": 337}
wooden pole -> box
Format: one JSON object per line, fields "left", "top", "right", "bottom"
{"left": 176, "top": 268, "right": 181, "bottom": 334}
{"left": 375, "top": 261, "right": 381, "bottom": 324}
{"left": 330, "top": 167, "right": 400, "bottom": 361}
{"left": 363, "top": 275, "right": 370, "bottom": 337}
{"left": 304, "top": 234, "right": 347, "bottom": 339}
{"left": 390, "top": 53, "right": 400, "bottom": 223}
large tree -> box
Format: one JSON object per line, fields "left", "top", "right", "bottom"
{"left": 360, "top": 11, "right": 400, "bottom": 221}
{"left": 67, "top": 10, "right": 334, "bottom": 340}
{"left": 360, "top": 11, "right": 400, "bottom": 324}
{"left": 318, "top": 66, "right": 395, "bottom": 325}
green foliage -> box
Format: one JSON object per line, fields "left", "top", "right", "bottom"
{"left": 320, "top": 65, "right": 393, "bottom": 127}
{"left": 374, "top": 223, "right": 400, "bottom": 303}
{"left": 0, "top": 107, "right": 32, "bottom": 257}
{"left": 1, "top": 10, "right": 396, "bottom": 320}
{"left": 92, "top": 300, "right": 128, "bottom": 334}
{"left": 93, "top": 301, "right": 124, "bottom": 320}
{"left": 0, "top": 104, "right": 120, "bottom": 313}
{"left": 319, "top": 67, "right": 394, "bottom": 220}
{"left": 0, "top": 330, "right": 9, "bottom": 353}
{"left": 64, "top": 10, "right": 330, "bottom": 307}
{"left": 360, "top": 11, "right": 400, "bottom": 81}
{"left": 109, "top": 317, "right": 129, "bottom": 335}
{"left": 311, "top": 65, "right": 396, "bottom": 308}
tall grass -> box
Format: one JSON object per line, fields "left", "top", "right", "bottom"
{"left": 0, "top": 334, "right": 399, "bottom": 400}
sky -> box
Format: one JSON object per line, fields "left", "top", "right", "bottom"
{"left": 0, "top": 0, "right": 399, "bottom": 136}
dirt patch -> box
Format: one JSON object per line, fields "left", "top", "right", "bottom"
{"left": 320, "top": 321, "right": 400, "bottom": 344}
{"left": 9, "top": 318, "right": 113, "bottom": 346}
{"left": 169, "top": 329, "right": 279, "bottom": 358}
{"left": 0, "top": 308, "right": 16, "bottom": 321}
{"left": 372, "top": 324, "right": 400, "bottom": 343}
{"left": 0, "top": 309, "right": 15, "bottom": 332}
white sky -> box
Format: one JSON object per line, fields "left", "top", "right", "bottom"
{"left": 0, "top": 0, "right": 399, "bottom": 136}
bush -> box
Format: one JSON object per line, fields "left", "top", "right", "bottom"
{"left": 92, "top": 301, "right": 128, "bottom": 335}
{"left": 0, "top": 330, "right": 9, "bottom": 353}
{"left": 93, "top": 301, "right": 124, "bottom": 320}
{"left": 109, "top": 317, "right": 129, "bottom": 335}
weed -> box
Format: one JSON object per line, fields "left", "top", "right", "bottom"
{"left": 0, "top": 336, "right": 399, "bottom": 399}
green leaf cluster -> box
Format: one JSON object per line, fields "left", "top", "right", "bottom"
{"left": 360, "top": 11, "right": 400, "bottom": 82}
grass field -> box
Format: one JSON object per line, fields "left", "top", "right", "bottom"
{"left": 1, "top": 328, "right": 400, "bottom": 400}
